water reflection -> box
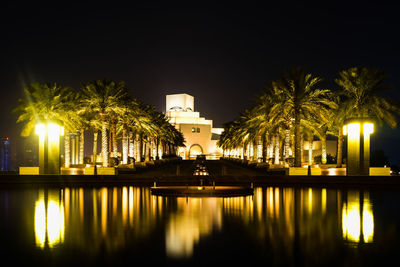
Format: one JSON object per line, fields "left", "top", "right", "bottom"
{"left": 28, "top": 186, "right": 377, "bottom": 262}
{"left": 166, "top": 198, "right": 222, "bottom": 258}
{"left": 34, "top": 189, "right": 65, "bottom": 248}
{"left": 342, "top": 191, "right": 374, "bottom": 244}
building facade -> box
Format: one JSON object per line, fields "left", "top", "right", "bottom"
{"left": 1, "top": 138, "right": 11, "bottom": 171}
{"left": 165, "top": 94, "right": 223, "bottom": 159}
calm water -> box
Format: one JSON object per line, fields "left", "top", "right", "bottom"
{"left": 1, "top": 186, "right": 400, "bottom": 266}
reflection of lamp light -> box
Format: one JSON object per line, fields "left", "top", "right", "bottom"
{"left": 343, "top": 119, "right": 374, "bottom": 176}
{"left": 342, "top": 191, "right": 374, "bottom": 244}
{"left": 34, "top": 191, "right": 65, "bottom": 249}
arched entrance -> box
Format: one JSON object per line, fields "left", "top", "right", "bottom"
{"left": 189, "top": 144, "right": 203, "bottom": 159}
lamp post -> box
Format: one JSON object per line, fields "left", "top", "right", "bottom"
{"left": 343, "top": 118, "right": 374, "bottom": 176}
{"left": 35, "top": 121, "right": 64, "bottom": 174}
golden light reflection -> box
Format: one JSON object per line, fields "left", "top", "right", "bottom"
{"left": 363, "top": 193, "right": 374, "bottom": 243}
{"left": 322, "top": 188, "right": 327, "bottom": 214}
{"left": 307, "top": 188, "right": 313, "bottom": 214}
{"left": 166, "top": 197, "right": 222, "bottom": 259}
{"left": 101, "top": 187, "right": 108, "bottom": 236}
{"left": 34, "top": 195, "right": 46, "bottom": 248}
{"left": 122, "top": 186, "right": 128, "bottom": 226}
{"left": 34, "top": 190, "right": 65, "bottom": 249}
{"left": 342, "top": 191, "right": 374, "bottom": 244}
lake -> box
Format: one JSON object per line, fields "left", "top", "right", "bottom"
{"left": 0, "top": 185, "right": 399, "bottom": 266}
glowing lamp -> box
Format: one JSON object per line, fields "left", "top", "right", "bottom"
{"left": 35, "top": 124, "right": 45, "bottom": 136}
{"left": 35, "top": 121, "right": 63, "bottom": 174}
{"left": 343, "top": 119, "right": 374, "bottom": 176}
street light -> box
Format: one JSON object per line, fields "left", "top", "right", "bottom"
{"left": 35, "top": 121, "right": 64, "bottom": 174}
{"left": 343, "top": 118, "right": 374, "bottom": 176}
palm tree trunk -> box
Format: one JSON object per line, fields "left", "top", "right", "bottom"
{"left": 294, "top": 115, "right": 302, "bottom": 167}
{"left": 262, "top": 134, "right": 267, "bottom": 162}
{"left": 337, "top": 126, "right": 343, "bottom": 168}
{"left": 252, "top": 139, "right": 257, "bottom": 161}
{"left": 112, "top": 119, "right": 117, "bottom": 158}
{"left": 274, "top": 132, "right": 280, "bottom": 164}
{"left": 308, "top": 134, "right": 313, "bottom": 166}
{"left": 145, "top": 137, "right": 150, "bottom": 161}
{"left": 156, "top": 137, "right": 160, "bottom": 159}
{"left": 128, "top": 130, "right": 134, "bottom": 158}
{"left": 93, "top": 131, "right": 98, "bottom": 164}
{"left": 79, "top": 129, "right": 84, "bottom": 165}
{"left": 101, "top": 114, "right": 109, "bottom": 167}
{"left": 321, "top": 134, "right": 327, "bottom": 164}
{"left": 300, "top": 135, "right": 304, "bottom": 165}
{"left": 269, "top": 135, "right": 274, "bottom": 161}
{"left": 122, "top": 126, "right": 128, "bottom": 164}
{"left": 137, "top": 133, "right": 142, "bottom": 161}
{"left": 64, "top": 129, "right": 70, "bottom": 167}
{"left": 284, "top": 127, "right": 290, "bottom": 159}
{"left": 139, "top": 134, "right": 143, "bottom": 161}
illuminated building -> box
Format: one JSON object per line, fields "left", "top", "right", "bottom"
{"left": 1, "top": 138, "right": 11, "bottom": 171}
{"left": 165, "top": 94, "right": 223, "bottom": 159}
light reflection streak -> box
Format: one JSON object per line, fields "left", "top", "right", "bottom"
{"left": 342, "top": 191, "right": 374, "bottom": 244}
{"left": 34, "top": 190, "right": 65, "bottom": 248}
{"left": 166, "top": 197, "right": 222, "bottom": 259}
{"left": 31, "top": 186, "right": 375, "bottom": 256}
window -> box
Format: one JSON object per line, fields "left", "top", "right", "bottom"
{"left": 196, "top": 127, "right": 200, "bottom": 133}
{"left": 192, "top": 127, "right": 196, "bottom": 132}
{"left": 192, "top": 127, "right": 200, "bottom": 133}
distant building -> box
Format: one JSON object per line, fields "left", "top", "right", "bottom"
{"left": 21, "top": 137, "right": 39, "bottom": 167}
{"left": 303, "top": 139, "right": 338, "bottom": 164}
{"left": 1, "top": 138, "right": 11, "bottom": 171}
{"left": 165, "top": 93, "right": 223, "bottom": 159}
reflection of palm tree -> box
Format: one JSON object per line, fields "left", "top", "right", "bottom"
{"left": 81, "top": 79, "right": 128, "bottom": 167}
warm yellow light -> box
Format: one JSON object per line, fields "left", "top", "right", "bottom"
{"left": 35, "top": 124, "right": 45, "bottom": 136}
{"left": 34, "top": 192, "right": 65, "bottom": 249}
{"left": 60, "top": 126, "right": 64, "bottom": 136}
{"left": 342, "top": 192, "right": 374, "bottom": 244}
{"left": 364, "top": 123, "right": 374, "bottom": 135}
{"left": 47, "top": 123, "right": 61, "bottom": 140}
{"left": 363, "top": 198, "right": 374, "bottom": 243}
{"left": 343, "top": 125, "right": 347, "bottom": 136}
{"left": 47, "top": 200, "right": 64, "bottom": 247}
{"left": 34, "top": 199, "right": 46, "bottom": 248}
{"left": 342, "top": 202, "right": 361, "bottom": 242}
{"left": 347, "top": 123, "right": 360, "bottom": 138}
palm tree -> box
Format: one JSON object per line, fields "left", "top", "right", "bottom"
{"left": 335, "top": 66, "right": 400, "bottom": 127}
{"left": 14, "top": 83, "right": 76, "bottom": 169}
{"left": 335, "top": 66, "right": 400, "bottom": 168}
{"left": 80, "top": 79, "right": 128, "bottom": 167}
{"left": 278, "top": 67, "right": 338, "bottom": 167}
{"left": 14, "top": 82, "right": 75, "bottom": 136}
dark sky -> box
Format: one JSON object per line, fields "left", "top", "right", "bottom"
{"left": 2, "top": 2, "right": 400, "bottom": 164}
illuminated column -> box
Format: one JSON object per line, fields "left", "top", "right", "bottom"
{"left": 36, "top": 122, "right": 63, "bottom": 174}
{"left": 343, "top": 119, "right": 374, "bottom": 176}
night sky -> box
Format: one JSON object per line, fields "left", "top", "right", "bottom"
{"left": 2, "top": 2, "right": 400, "bottom": 164}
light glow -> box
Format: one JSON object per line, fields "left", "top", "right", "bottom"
{"left": 364, "top": 123, "right": 374, "bottom": 135}
{"left": 35, "top": 124, "right": 45, "bottom": 136}
{"left": 347, "top": 123, "right": 360, "bottom": 138}
{"left": 34, "top": 191, "right": 65, "bottom": 249}
{"left": 342, "top": 191, "right": 374, "bottom": 244}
